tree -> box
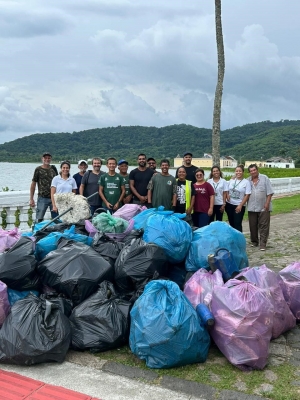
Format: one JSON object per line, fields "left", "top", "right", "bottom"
{"left": 212, "top": 0, "right": 225, "bottom": 166}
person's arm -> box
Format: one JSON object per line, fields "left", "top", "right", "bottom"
{"left": 123, "top": 193, "right": 132, "bottom": 204}
{"left": 208, "top": 195, "right": 215, "bottom": 216}
{"left": 129, "top": 179, "right": 143, "bottom": 202}
{"left": 172, "top": 192, "right": 177, "bottom": 207}
{"left": 51, "top": 186, "right": 57, "bottom": 213}
{"left": 72, "top": 189, "right": 77, "bottom": 194}
{"left": 264, "top": 193, "right": 273, "bottom": 211}
{"left": 29, "top": 181, "right": 36, "bottom": 207}
{"left": 190, "top": 195, "right": 195, "bottom": 211}
{"left": 235, "top": 194, "right": 250, "bottom": 213}
{"left": 79, "top": 184, "right": 85, "bottom": 196}
{"left": 147, "top": 178, "right": 154, "bottom": 204}
{"left": 99, "top": 185, "right": 113, "bottom": 209}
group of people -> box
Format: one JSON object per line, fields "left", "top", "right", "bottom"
{"left": 30, "top": 151, "right": 274, "bottom": 250}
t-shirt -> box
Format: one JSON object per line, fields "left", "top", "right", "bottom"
{"left": 99, "top": 173, "right": 124, "bottom": 208}
{"left": 73, "top": 172, "right": 84, "bottom": 194}
{"left": 120, "top": 174, "right": 131, "bottom": 197}
{"left": 207, "top": 178, "right": 229, "bottom": 205}
{"left": 147, "top": 174, "right": 177, "bottom": 210}
{"left": 81, "top": 170, "right": 104, "bottom": 206}
{"left": 129, "top": 168, "right": 155, "bottom": 199}
{"left": 51, "top": 176, "right": 77, "bottom": 194}
{"left": 175, "top": 165, "right": 198, "bottom": 184}
{"left": 227, "top": 178, "right": 251, "bottom": 206}
{"left": 192, "top": 182, "right": 215, "bottom": 213}
{"left": 32, "top": 166, "right": 57, "bottom": 198}
{"left": 176, "top": 180, "right": 188, "bottom": 213}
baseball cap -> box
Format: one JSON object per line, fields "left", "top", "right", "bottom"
{"left": 42, "top": 152, "right": 52, "bottom": 157}
{"left": 183, "top": 152, "right": 193, "bottom": 157}
{"left": 147, "top": 157, "right": 156, "bottom": 163}
{"left": 78, "top": 159, "right": 88, "bottom": 166}
{"left": 118, "top": 159, "right": 129, "bottom": 166}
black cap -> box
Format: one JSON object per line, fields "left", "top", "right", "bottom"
{"left": 183, "top": 152, "right": 193, "bottom": 157}
{"left": 147, "top": 157, "right": 156, "bottom": 163}
{"left": 43, "top": 152, "right": 52, "bottom": 157}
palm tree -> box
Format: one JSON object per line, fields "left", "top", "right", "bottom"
{"left": 212, "top": 0, "right": 225, "bottom": 166}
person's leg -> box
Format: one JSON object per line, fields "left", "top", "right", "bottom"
{"left": 197, "top": 212, "right": 210, "bottom": 228}
{"left": 35, "top": 197, "right": 49, "bottom": 222}
{"left": 225, "top": 203, "right": 235, "bottom": 227}
{"left": 258, "top": 211, "right": 271, "bottom": 249}
{"left": 233, "top": 206, "right": 246, "bottom": 232}
{"left": 248, "top": 211, "right": 259, "bottom": 246}
{"left": 214, "top": 205, "right": 223, "bottom": 222}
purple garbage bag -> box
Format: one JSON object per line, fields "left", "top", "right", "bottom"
{"left": 279, "top": 262, "right": 300, "bottom": 320}
{"left": 211, "top": 279, "right": 274, "bottom": 370}
{"left": 113, "top": 204, "right": 147, "bottom": 221}
{"left": 184, "top": 269, "right": 223, "bottom": 309}
{"left": 236, "top": 265, "right": 296, "bottom": 338}
{"left": 0, "top": 228, "right": 21, "bottom": 253}
{"left": 0, "top": 281, "right": 10, "bottom": 327}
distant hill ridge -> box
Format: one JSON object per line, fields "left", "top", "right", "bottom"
{"left": 0, "top": 120, "right": 299, "bottom": 163}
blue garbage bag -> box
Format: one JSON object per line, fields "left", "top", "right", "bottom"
{"left": 185, "top": 221, "right": 248, "bottom": 272}
{"left": 143, "top": 211, "right": 192, "bottom": 263}
{"left": 130, "top": 280, "right": 210, "bottom": 369}
{"left": 132, "top": 208, "right": 159, "bottom": 230}
{"left": 35, "top": 225, "right": 93, "bottom": 261}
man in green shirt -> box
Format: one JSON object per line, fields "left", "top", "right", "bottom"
{"left": 117, "top": 159, "right": 132, "bottom": 204}
{"left": 99, "top": 158, "right": 125, "bottom": 212}
{"left": 147, "top": 159, "right": 177, "bottom": 210}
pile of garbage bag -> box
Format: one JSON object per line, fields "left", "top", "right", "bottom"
{"left": 0, "top": 210, "right": 300, "bottom": 373}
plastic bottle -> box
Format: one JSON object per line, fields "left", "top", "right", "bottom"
{"left": 196, "top": 303, "right": 215, "bottom": 328}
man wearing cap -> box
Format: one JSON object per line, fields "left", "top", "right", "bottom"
{"left": 175, "top": 152, "right": 198, "bottom": 184}
{"left": 118, "top": 159, "right": 132, "bottom": 204}
{"left": 29, "top": 152, "right": 58, "bottom": 222}
{"left": 73, "top": 160, "right": 88, "bottom": 194}
{"left": 147, "top": 157, "right": 157, "bottom": 173}
{"left": 129, "top": 153, "right": 155, "bottom": 207}
{"left": 80, "top": 157, "right": 104, "bottom": 215}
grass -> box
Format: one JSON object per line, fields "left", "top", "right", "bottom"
{"left": 220, "top": 167, "right": 300, "bottom": 179}
{"left": 95, "top": 344, "right": 299, "bottom": 400}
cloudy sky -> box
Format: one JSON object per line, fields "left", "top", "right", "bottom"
{"left": 1, "top": 0, "right": 300, "bottom": 143}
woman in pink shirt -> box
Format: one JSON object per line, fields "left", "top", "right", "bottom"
{"left": 191, "top": 168, "right": 215, "bottom": 228}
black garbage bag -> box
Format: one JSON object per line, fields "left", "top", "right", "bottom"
{"left": 40, "top": 293, "right": 73, "bottom": 317}
{"left": 70, "top": 281, "right": 132, "bottom": 352}
{"left": 165, "top": 261, "right": 186, "bottom": 290}
{"left": 0, "top": 237, "right": 40, "bottom": 291}
{"left": 92, "top": 233, "right": 124, "bottom": 268}
{"left": 114, "top": 238, "right": 168, "bottom": 292}
{"left": 37, "top": 240, "right": 114, "bottom": 305}
{"left": 0, "top": 294, "right": 71, "bottom": 365}
{"left": 34, "top": 221, "right": 89, "bottom": 243}
{"left": 122, "top": 229, "right": 144, "bottom": 246}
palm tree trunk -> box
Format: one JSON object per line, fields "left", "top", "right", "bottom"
{"left": 212, "top": 0, "right": 225, "bottom": 167}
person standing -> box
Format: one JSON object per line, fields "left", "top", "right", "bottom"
{"left": 190, "top": 168, "right": 215, "bottom": 228}
{"left": 129, "top": 154, "right": 154, "bottom": 207}
{"left": 73, "top": 160, "right": 88, "bottom": 194}
{"left": 80, "top": 157, "right": 104, "bottom": 216}
{"left": 117, "top": 159, "right": 132, "bottom": 204}
{"left": 147, "top": 159, "right": 177, "bottom": 210}
{"left": 99, "top": 158, "right": 125, "bottom": 213}
{"left": 175, "top": 152, "right": 198, "bottom": 184}
{"left": 225, "top": 165, "right": 251, "bottom": 232}
{"left": 207, "top": 165, "right": 228, "bottom": 222}
{"left": 247, "top": 164, "right": 274, "bottom": 251}
{"left": 29, "top": 152, "right": 58, "bottom": 222}
{"left": 51, "top": 161, "right": 77, "bottom": 214}
{"left": 147, "top": 157, "right": 157, "bottom": 172}
{"left": 175, "top": 167, "right": 193, "bottom": 215}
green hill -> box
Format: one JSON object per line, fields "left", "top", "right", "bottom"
{"left": 0, "top": 120, "right": 299, "bottom": 164}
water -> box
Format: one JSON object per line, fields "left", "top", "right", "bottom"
{"left": 0, "top": 162, "right": 218, "bottom": 192}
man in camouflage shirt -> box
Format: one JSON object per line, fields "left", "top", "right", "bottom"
{"left": 29, "top": 152, "right": 58, "bottom": 222}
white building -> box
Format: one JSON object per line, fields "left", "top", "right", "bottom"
{"left": 265, "top": 157, "right": 295, "bottom": 169}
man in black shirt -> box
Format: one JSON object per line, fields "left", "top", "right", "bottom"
{"left": 129, "top": 153, "right": 154, "bottom": 207}
{"left": 175, "top": 152, "right": 198, "bottom": 184}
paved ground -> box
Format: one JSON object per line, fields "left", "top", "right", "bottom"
{"left": 1, "top": 210, "right": 300, "bottom": 400}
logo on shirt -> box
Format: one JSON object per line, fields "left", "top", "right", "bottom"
{"left": 167, "top": 180, "right": 172, "bottom": 185}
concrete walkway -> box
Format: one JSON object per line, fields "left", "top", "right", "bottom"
{"left": 1, "top": 210, "right": 300, "bottom": 400}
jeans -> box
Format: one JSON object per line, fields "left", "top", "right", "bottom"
{"left": 35, "top": 196, "right": 57, "bottom": 222}
{"left": 225, "top": 202, "right": 245, "bottom": 232}
{"left": 194, "top": 212, "right": 210, "bottom": 228}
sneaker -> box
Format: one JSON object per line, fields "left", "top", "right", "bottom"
{"left": 260, "top": 247, "right": 266, "bottom": 251}
{"left": 251, "top": 243, "right": 258, "bottom": 247}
